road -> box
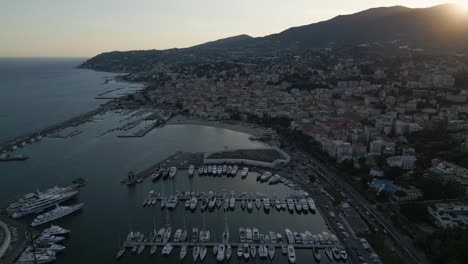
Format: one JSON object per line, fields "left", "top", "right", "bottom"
{"left": 294, "top": 149, "right": 426, "bottom": 264}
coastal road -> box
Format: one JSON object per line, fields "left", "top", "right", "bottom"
{"left": 295, "top": 150, "right": 425, "bottom": 264}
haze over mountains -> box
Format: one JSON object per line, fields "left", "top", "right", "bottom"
{"left": 81, "top": 4, "right": 468, "bottom": 72}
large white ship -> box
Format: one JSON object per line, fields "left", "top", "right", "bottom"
{"left": 31, "top": 203, "right": 83, "bottom": 226}
{"left": 12, "top": 191, "right": 78, "bottom": 219}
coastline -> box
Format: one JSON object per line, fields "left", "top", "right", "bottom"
{"left": 166, "top": 114, "right": 267, "bottom": 136}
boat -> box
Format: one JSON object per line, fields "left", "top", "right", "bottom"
{"left": 229, "top": 195, "right": 235, "bottom": 209}
{"left": 268, "top": 245, "right": 275, "bottom": 260}
{"left": 12, "top": 191, "right": 78, "bottom": 219}
{"left": 268, "top": 174, "right": 281, "bottom": 184}
{"left": 227, "top": 166, "right": 232, "bottom": 175}
{"left": 156, "top": 228, "right": 165, "bottom": 242}
{"left": 332, "top": 247, "right": 341, "bottom": 260}
{"left": 180, "top": 245, "right": 187, "bottom": 260}
{"left": 243, "top": 243, "right": 250, "bottom": 260}
{"left": 294, "top": 199, "right": 302, "bottom": 212}
{"left": 340, "top": 248, "right": 348, "bottom": 260}
{"left": 226, "top": 245, "right": 232, "bottom": 260}
{"left": 252, "top": 228, "right": 259, "bottom": 242}
{"left": 222, "top": 229, "right": 229, "bottom": 244}
{"left": 174, "top": 228, "right": 182, "bottom": 242}
{"left": 150, "top": 244, "right": 157, "bottom": 255}
{"left": 137, "top": 241, "right": 145, "bottom": 255}
{"left": 188, "top": 165, "right": 195, "bottom": 176}
{"left": 198, "top": 166, "right": 203, "bottom": 175}
{"left": 281, "top": 244, "right": 287, "bottom": 255}
{"left": 275, "top": 198, "right": 281, "bottom": 210}
{"left": 162, "top": 244, "right": 173, "bottom": 256}
{"left": 287, "top": 198, "right": 295, "bottom": 213}
{"left": 216, "top": 244, "right": 225, "bottom": 262}
{"left": 240, "top": 199, "right": 246, "bottom": 210}
{"left": 212, "top": 166, "right": 217, "bottom": 175}
{"left": 301, "top": 198, "right": 309, "bottom": 212}
{"left": 239, "top": 227, "right": 246, "bottom": 243}
{"left": 300, "top": 233, "right": 308, "bottom": 244}
{"left": 245, "top": 228, "right": 253, "bottom": 243}
{"left": 237, "top": 246, "right": 243, "bottom": 258}
{"left": 294, "top": 232, "right": 301, "bottom": 244}
{"left": 180, "top": 229, "right": 187, "bottom": 242}
{"left": 255, "top": 197, "right": 262, "bottom": 209}
{"left": 277, "top": 233, "right": 283, "bottom": 243}
{"left": 0, "top": 153, "right": 29, "bottom": 162}
{"left": 37, "top": 234, "right": 65, "bottom": 243}
{"left": 200, "top": 245, "right": 207, "bottom": 261}
{"left": 265, "top": 234, "right": 270, "bottom": 244}
{"left": 281, "top": 200, "right": 287, "bottom": 210}
{"left": 31, "top": 203, "right": 83, "bottom": 226}
{"left": 169, "top": 166, "right": 177, "bottom": 178}
{"left": 258, "top": 245, "right": 265, "bottom": 259}
{"left": 287, "top": 245, "right": 296, "bottom": 263}
{"left": 305, "top": 231, "right": 313, "bottom": 244}
{"left": 191, "top": 227, "right": 199, "bottom": 242}
{"left": 192, "top": 246, "right": 200, "bottom": 261}
{"left": 42, "top": 225, "right": 70, "bottom": 236}
{"left": 232, "top": 165, "right": 238, "bottom": 176}
{"left": 213, "top": 244, "right": 218, "bottom": 255}
{"left": 247, "top": 199, "right": 253, "bottom": 212}
{"left": 260, "top": 171, "right": 272, "bottom": 182}
{"left": 325, "top": 247, "right": 333, "bottom": 260}
{"left": 151, "top": 169, "right": 161, "bottom": 181}
{"left": 160, "top": 198, "right": 167, "bottom": 209}
{"left": 241, "top": 167, "right": 249, "bottom": 178}
{"left": 27, "top": 242, "right": 65, "bottom": 252}
{"left": 208, "top": 165, "right": 212, "bottom": 174}
{"left": 116, "top": 248, "right": 125, "bottom": 259}
{"left": 313, "top": 248, "right": 321, "bottom": 261}
{"left": 216, "top": 198, "right": 222, "bottom": 208}
{"left": 263, "top": 197, "right": 270, "bottom": 211}
{"left": 269, "top": 231, "right": 277, "bottom": 243}
{"left": 184, "top": 198, "right": 190, "bottom": 209}
{"left": 222, "top": 164, "right": 227, "bottom": 174}
{"left": 163, "top": 226, "right": 171, "bottom": 243}
{"left": 16, "top": 250, "right": 56, "bottom": 264}
{"left": 285, "top": 229, "right": 294, "bottom": 244}
{"left": 162, "top": 167, "right": 169, "bottom": 178}
{"left": 250, "top": 245, "right": 257, "bottom": 259}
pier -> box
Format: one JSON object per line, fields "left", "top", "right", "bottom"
{"left": 122, "top": 241, "right": 337, "bottom": 250}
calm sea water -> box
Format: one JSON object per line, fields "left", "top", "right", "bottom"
{"left": 0, "top": 59, "right": 332, "bottom": 264}
{"left": 0, "top": 58, "right": 142, "bottom": 142}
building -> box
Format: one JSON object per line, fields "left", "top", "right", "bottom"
{"left": 392, "top": 186, "right": 423, "bottom": 202}
{"left": 428, "top": 203, "right": 468, "bottom": 228}
{"left": 427, "top": 159, "right": 468, "bottom": 197}
{"left": 386, "top": 155, "right": 417, "bottom": 170}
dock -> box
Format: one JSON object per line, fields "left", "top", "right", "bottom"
{"left": 122, "top": 241, "right": 337, "bottom": 250}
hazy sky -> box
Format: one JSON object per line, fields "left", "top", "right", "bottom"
{"left": 0, "top": 0, "right": 466, "bottom": 57}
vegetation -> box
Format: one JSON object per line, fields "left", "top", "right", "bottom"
{"left": 416, "top": 228, "right": 468, "bottom": 264}
{"left": 366, "top": 233, "right": 404, "bottom": 264}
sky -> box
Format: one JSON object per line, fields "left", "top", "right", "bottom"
{"left": 0, "top": 0, "right": 467, "bottom": 58}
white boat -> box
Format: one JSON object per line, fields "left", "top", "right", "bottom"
{"left": 263, "top": 198, "right": 270, "bottom": 210}
{"left": 12, "top": 191, "right": 78, "bottom": 219}
{"left": 281, "top": 244, "right": 287, "bottom": 255}
{"left": 325, "top": 247, "right": 333, "bottom": 260}
{"left": 313, "top": 248, "right": 321, "bottom": 261}
{"left": 255, "top": 198, "right": 261, "bottom": 209}
{"left": 222, "top": 165, "right": 227, "bottom": 174}
{"left": 268, "top": 174, "right": 281, "bottom": 184}
{"left": 332, "top": 247, "right": 341, "bottom": 260}
{"left": 188, "top": 165, "right": 195, "bottom": 176}
{"left": 42, "top": 225, "right": 70, "bottom": 236}
{"left": 287, "top": 245, "right": 296, "bottom": 263}
{"left": 216, "top": 244, "right": 225, "bottom": 262}
{"left": 258, "top": 245, "right": 265, "bottom": 259}
{"left": 17, "top": 251, "right": 56, "bottom": 264}
{"left": 37, "top": 234, "right": 65, "bottom": 243}
{"left": 156, "top": 228, "right": 165, "bottom": 242}
{"left": 180, "top": 245, "right": 187, "bottom": 260}
{"left": 285, "top": 229, "right": 294, "bottom": 244}
{"left": 252, "top": 228, "right": 259, "bottom": 242}
{"left": 268, "top": 245, "right": 275, "bottom": 260}
{"left": 269, "top": 231, "right": 277, "bottom": 243}
{"left": 191, "top": 227, "right": 199, "bottom": 242}
{"left": 239, "top": 227, "right": 246, "bottom": 243}
{"left": 189, "top": 197, "right": 198, "bottom": 211}
{"left": 27, "top": 242, "right": 65, "bottom": 253}
{"left": 32, "top": 203, "right": 83, "bottom": 226}
{"left": 226, "top": 245, "right": 232, "bottom": 260}
{"left": 275, "top": 199, "right": 281, "bottom": 210}
{"left": 222, "top": 229, "right": 229, "bottom": 243}
{"left": 174, "top": 228, "right": 182, "bottom": 242}
{"left": 300, "top": 233, "right": 308, "bottom": 244}
{"left": 207, "top": 165, "right": 212, "bottom": 174}
{"left": 200, "top": 245, "right": 207, "bottom": 261}
{"left": 137, "top": 241, "right": 145, "bottom": 255}
{"left": 198, "top": 167, "right": 203, "bottom": 175}
{"left": 116, "top": 248, "right": 125, "bottom": 259}
{"left": 192, "top": 246, "right": 200, "bottom": 261}
{"left": 150, "top": 244, "right": 157, "bottom": 255}
{"left": 229, "top": 196, "right": 235, "bottom": 209}
{"left": 260, "top": 171, "right": 272, "bottom": 181}
{"left": 237, "top": 246, "right": 243, "bottom": 258}
{"left": 294, "top": 232, "right": 301, "bottom": 244}
{"left": 181, "top": 229, "right": 187, "bottom": 242}
{"left": 212, "top": 166, "right": 217, "bottom": 175}
{"left": 340, "top": 248, "right": 348, "bottom": 260}
{"left": 232, "top": 165, "right": 238, "bottom": 176}
{"left": 163, "top": 226, "right": 171, "bottom": 243}
{"left": 247, "top": 199, "right": 253, "bottom": 212}
{"left": 162, "top": 244, "right": 173, "bottom": 256}
{"left": 169, "top": 166, "right": 177, "bottom": 178}
{"left": 245, "top": 228, "right": 253, "bottom": 243}
{"left": 287, "top": 198, "right": 295, "bottom": 212}
{"left": 241, "top": 167, "right": 249, "bottom": 178}
{"left": 227, "top": 166, "right": 232, "bottom": 175}
{"left": 243, "top": 243, "right": 250, "bottom": 260}
{"left": 250, "top": 245, "right": 257, "bottom": 259}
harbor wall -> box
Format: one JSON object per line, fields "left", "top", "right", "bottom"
{"left": 203, "top": 147, "right": 290, "bottom": 168}
{"left": 0, "top": 220, "right": 11, "bottom": 259}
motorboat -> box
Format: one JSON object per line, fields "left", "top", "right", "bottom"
{"left": 250, "top": 245, "right": 257, "bottom": 259}
{"left": 241, "top": 167, "right": 248, "bottom": 178}
{"left": 226, "top": 245, "right": 232, "bottom": 260}
{"left": 243, "top": 243, "right": 250, "bottom": 260}
{"left": 287, "top": 245, "right": 296, "bottom": 263}
{"left": 325, "top": 247, "right": 333, "bottom": 260}
{"left": 188, "top": 165, "right": 195, "bottom": 176}
{"left": 313, "top": 248, "right": 321, "bottom": 261}
{"left": 252, "top": 228, "right": 259, "bottom": 242}
{"left": 192, "top": 246, "right": 200, "bottom": 261}
{"left": 268, "top": 245, "right": 275, "bottom": 260}
{"left": 162, "top": 244, "right": 173, "bottom": 256}
{"left": 180, "top": 245, "right": 187, "bottom": 260}
{"left": 332, "top": 247, "right": 341, "bottom": 260}
{"left": 216, "top": 244, "right": 225, "bottom": 262}
{"left": 239, "top": 227, "right": 246, "bottom": 243}
{"left": 285, "top": 229, "right": 294, "bottom": 244}
{"left": 200, "top": 245, "right": 207, "bottom": 261}
{"left": 237, "top": 246, "right": 243, "bottom": 258}
{"left": 169, "top": 166, "right": 177, "bottom": 178}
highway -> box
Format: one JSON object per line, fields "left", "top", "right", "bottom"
{"left": 294, "top": 149, "right": 425, "bottom": 264}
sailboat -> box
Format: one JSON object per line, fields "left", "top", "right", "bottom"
{"left": 226, "top": 245, "right": 232, "bottom": 260}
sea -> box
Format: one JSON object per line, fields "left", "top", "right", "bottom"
{"left": 0, "top": 58, "right": 332, "bottom": 264}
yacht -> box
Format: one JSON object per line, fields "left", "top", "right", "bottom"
{"left": 137, "top": 240, "right": 145, "bottom": 255}
{"left": 287, "top": 245, "right": 296, "bottom": 264}
{"left": 222, "top": 229, "right": 229, "bottom": 244}
{"left": 199, "top": 229, "right": 210, "bottom": 242}
{"left": 226, "top": 245, "right": 232, "bottom": 260}
{"left": 237, "top": 246, "right": 243, "bottom": 258}
{"left": 287, "top": 198, "right": 295, "bottom": 213}
{"left": 243, "top": 243, "right": 250, "bottom": 260}
{"left": 252, "top": 228, "right": 259, "bottom": 242}
{"left": 294, "top": 199, "right": 302, "bottom": 212}
{"left": 222, "top": 164, "right": 227, "bottom": 174}
{"left": 239, "top": 227, "right": 246, "bottom": 243}
{"left": 26, "top": 242, "right": 65, "bottom": 252}
{"left": 150, "top": 244, "right": 157, "bottom": 255}
{"left": 269, "top": 231, "right": 277, "bottom": 243}
{"left": 313, "top": 248, "right": 321, "bottom": 261}
{"left": 281, "top": 244, "right": 287, "bottom": 255}
{"left": 217, "top": 165, "right": 223, "bottom": 175}
{"left": 207, "top": 165, "right": 212, "bottom": 174}
{"left": 37, "top": 234, "right": 65, "bottom": 243}
{"left": 116, "top": 247, "right": 125, "bottom": 259}
{"left": 31, "top": 203, "right": 83, "bottom": 226}
{"left": 281, "top": 200, "right": 287, "bottom": 210}
{"left": 312, "top": 235, "right": 319, "bottom": 245}
{"left": 174, "top": 228, "right": 182, "bottom": 242}
{"left": 232, "top": 165, "right": 238, "bottom": 176}
{"left": 191, "top": 227, "right": 199, "bottom": 242}
{"left": 180, "top": 245, "right": 187, "bottom": 260}
{"left": 229, "top": 195, "right": 235, "bottom": 209}
{"left": 156, "top": 228, "right": 165, "bottom": 242}
{"left": 12, "top": 191, "right": 78, "bottom": 219}
{"left": 245, "top": 228, "right": 253, "bottom": 243}
{"left": 162, "top": 244, "right": 173, "bottom": 256}
{"left": 263, "top": 197, "right": 270, "bottom": 211}
{"left": 276, "top": 233, "right": 283, "bottom": 243}
{"left": 305, "top": 231, "right": 314, "bottom": 244}
{"left": 275, "top": 199, "right": 281, "bottom": 210}
{"left": 200, "top": 246, "right": 207, "bottom": 261}
{"left": 227, "top": 166, "right": 232, "bottom": 175}
{"left": 340, "top": 248, "right": 348, "bottom": 260}
{"left": 241, "top": 167, "right": 249, "bottom": 178}
{"left": 268, "top": 245, "right": 275, "bottom": 260}
{"left": 240, "top": 199, "right": 246, "bottom": 210}
{"left": 216, "top": 244, "right": 225, "bottom": 262}
{"left": 247, "top": 199, "right": 253, "bottom": 212}
{"left": 260, "top": 171, "right": 272, "bottom": 182}
{"left": 192, "top": 246, "right": 200, "bottom": 261}
{"left": 223, "top": 199, "right": 229, "bottom": 210}
{"left": 42, "top": 225, "right": 70, "bottom": 236}
{"left": 198, "top": 166, "right": 203, "bottom": 175}
{"left": 180, "top": 229, "right": 187, "bottom": 242}
{"left": 306, "top": 197, "right": 317, "bottom": 212}
{"left": 169, "top": 166, "right": 177, "bottom": 178}
{"left": 258, "top": 245, "right": 265, "bottom": 259}
{"left": 268, "top": 174, "right": 281, "bottom": 184}
{"left": 300, "top": 233, "right": 308, "bottom": 244}
{"left": 162, "top": 167, "right": 169, "bottom": 178}
{"left": 250, "top": 245, "right": 257, "bottom": 259}
{"left": 294, "top": 232, "right": 301, "bottom": 244}
{"left": 317, "top": 234, "right": 325, "bottom": 244}
{"left": 325, "top": 247, "right": 333, "bottom": 260}
{"left": 188, "top": 165, "right": 195, "bottom": 176}
{"left": 301, "top": 198, "right": 309, "bottom": 212}
{"left": 203, "top": 166, "right": 208, "bottom": 174}
{"left": 212, "top": 166, "right": 217, "bottom": 175}
{"left": 332, "top": 247, "right": 341, "bottom": 260}
{"left": 163, "top": 226, "right": 171, "bottom": 243}
{"left": 265, "top": 234, "right": 270, "bottom": 244}
{"left": 151, "top": 169, "right": 161, "bottom": 182}
{"left": 17, "top": 251, "right": 56, "bottom": 264}
{"left": 285, "top": 229, "right": 294, "bottom": 244}
{"left": 255, "top": 197, "right": 261, "bottom": 209}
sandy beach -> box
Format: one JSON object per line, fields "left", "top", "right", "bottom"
{"left": 165, "top": 115, "right": 267, "bottom": 136}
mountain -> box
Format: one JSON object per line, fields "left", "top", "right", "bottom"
{"left": 81, "top": 4, "right": 468, "bottom": 72}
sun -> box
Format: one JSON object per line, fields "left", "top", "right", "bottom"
{"left": 454, "top": 1, "right": 468, "bottom": 12}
